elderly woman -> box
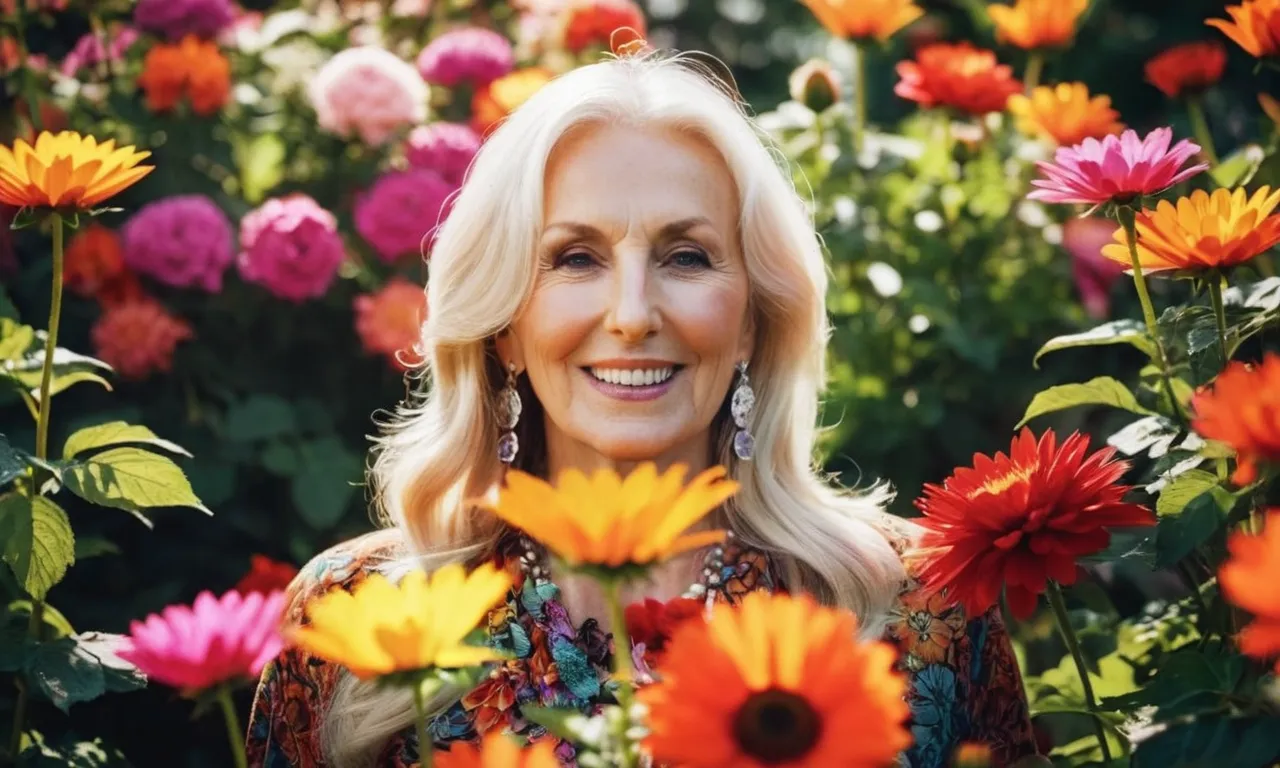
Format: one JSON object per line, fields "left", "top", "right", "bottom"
{"left": 246, "top": 53, "right": 1041, "bottom": 768}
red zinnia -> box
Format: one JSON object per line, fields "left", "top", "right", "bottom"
{"left": 234, "top": 555, "right": 299, "bottom": 597}
{"left": 624, "top": 596, "right": 703, "bottom": 655}
{"left": 894, "top": 42, "right": 1022, "bottom": 116}
{"left": 1144, "top": 42, "right": 1227, "bottom": 99}
{"left": 914, "top": 428, "right": 1154, "bottom": 618}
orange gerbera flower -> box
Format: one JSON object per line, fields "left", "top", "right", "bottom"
{"left": 987, "top": 0, "right": 1088, "bottom": 50}
{"left": 639, "top": 591, "right": 911, "bottom": 768}
{"left": 138, "top": 35, "right": 231, "bottom": 116}
{"left": 1007, "top": 83, "right": 1124, "bottom": 146}
{"left": 471, "top": 68, "right": 553, "bottom": 135}
{"left": 1192, "top": 355, "right": 1280, "bottom": 485}
{"left": 799, "top": 0, "right": 924, "bottom": 42}
{"left": 436, "top": 733, "right": 560, "bottom": 768}
{"left": 914, "top": 428, "right": 1154, "bottom": 619}
{"left": 1207, "top": 0, "right": 1280, "bottom": 58}
{"left": 1144, "top": 42, "right": 1227, "bottom": 98}
{"left": 0, "top": 131, "right": 152, "bottom": 211}
{"left": 63, "top": 223, "right": 126, "bottom": 297}
{"left": 1220, "top": 510, "right": 1280, "bottom": 671}
{"left": 1100, "top": 187, "right": 1280, "bottom": 273}
{"left": 895, "top": 42, "right": 1022, "bottom": 116}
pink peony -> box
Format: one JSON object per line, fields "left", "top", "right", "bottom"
{"left": 416, "top": 27, "right": 514, "bottom": 88}
{"left": 60, "top": 26, "right": 139, "bottom": 77}
{"left": 1062, "top": 217, "right": 1127, "bottom": 319}
{"left": 405, "top": 122, "right": 481, "bottom": 184}
{"left": 133, "top": 0, "right": 236, "bottom": 41}
{"left": 1028, "top": 127, "right": 1208, "bottom": 206}
{"left": 309, "top": 46, "right": 428, "bottom": 146}
{"left": 121, "top": 195, "right": 234, "bottom": 292}
{"left": 119, "top": 589, "right": 286, "bottom": 693}
{"left": 91, "top": 298, "right": 194, "bottom": 381}
{"left": 354, "top": 168, "right": 457, "bottom": 262}
{"left": 237, "top": 194, "right": 347, "bottom": 301}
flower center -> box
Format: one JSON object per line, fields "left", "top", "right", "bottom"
{"left": 732, "top": 688, "right": 822, "bottom": 764}
{"left": 970, "top": 463, "right": 1036, "bottom": 498}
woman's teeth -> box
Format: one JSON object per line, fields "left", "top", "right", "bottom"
{"left": 589, "top": 366, "right": 675, "bottom": 386}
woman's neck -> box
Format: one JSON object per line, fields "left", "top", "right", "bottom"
{"left": 542, "top": 426, "right": 715, "bottom": 481}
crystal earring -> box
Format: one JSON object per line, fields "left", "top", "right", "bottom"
{"left": 731, "top": 360, "right": 755, "bottom": 461}
{"left": 496, "top": 362, "right": 522, "bottom": 465}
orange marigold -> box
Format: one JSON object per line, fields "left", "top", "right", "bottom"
{"left": 639, "top": 591, "right": 911, "bottom": 768}
{"left": 562, "top": 0, "right": 646, "bottom": 54}
{"left": 1100, "top": 187, "right": 1280, "bottom": 273}
{"left": 138, "top": 35, "right": 231, "bottom": 116}
{"left": 64, "top": 224, "right": 126, "bottom": 298}
{"left": 1220, "top": 510, "right": 1280, "bottom": 671}
{"left": 436, "top": 734, "right": 559, "bottom": 768}
{"left": 988, "top": 0, "right": 1088, "bottom": 50}
{"left": 1192, "top": 355, "right": 1280, "bottom": 485}
{"left": 894, "top": 42, "right": 1022, "bottom": 116}
{"left": 91, "top": 297, "right": 193, "bottom": 380}
{"left": 1207, "top": 0, "right": 1280, "bottom": 58}
{"left": 471, "top": 68, "right": 554, "bottom": 135}
{"left": 1144, "top": 42, "right": 1227, "bottom": 98}
{"left": 353, "top": 277, "right": 426, "bottom": 370}
{"left": 799, "top": 0, "right": 925, "bottom": 43}
{"left": 1007, "top": 82, "right": 1124, "bottom": 146}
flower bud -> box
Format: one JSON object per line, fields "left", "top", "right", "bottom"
{"left": 788, "top": 59, "right": 840, "bottom": 112}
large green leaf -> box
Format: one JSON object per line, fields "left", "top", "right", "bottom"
{"left": 0, "top": 494, "right": 75, "bottom": 600}
{"left": 62, "top": 422, "right": 190, "bottom": 460}
{"left": 62, "top": 447, "right": 211, "bottom": 526}
{"left": 225, "top": 395, "right": 297, "bottom": 443}
{"left": 290, "top": 438, "right": 362, "bottom": 529}
{"left": 1017, "top": 377, "right": 1155, "bottom": 429}
{"left": 23, "top": 634, "right": 146, "bottom": 715}
{"left": 1033, "top": 320, "right": 1155, "bottom": 368}
{"left": 1100, "top": 647, "right": 1243, "bottom": 721}
{"left": 1156, "top": 470, "right": 1222, "bottom": 517}
{"left": 1132, "top": 715, "right": 1280, "bottom": 768}
{"left": 1155, "top": 489, "right": 1231, "bottom": 567}
{"left": 27, "top": 371, "right": 112, "bottom": 403}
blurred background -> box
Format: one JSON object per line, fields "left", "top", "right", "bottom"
{"left": 1, "top": 0, "right": 1277, "bottom": 764}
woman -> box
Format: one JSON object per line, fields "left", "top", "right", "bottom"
{"left": 246, "top": 52, "right": 1040, "bottom": 768}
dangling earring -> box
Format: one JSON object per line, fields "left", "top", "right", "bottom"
{"left": 731, "top": 360, "right": 755, "bottom": 461}
{"left": 497, "top": 362, "right": 522, "bottom": 465}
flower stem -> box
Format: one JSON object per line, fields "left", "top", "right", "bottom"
{"left": 413, "top": 680, "right": 434, "bottom": 768}
{"left": 1116, "top": 206, "right": 1185, "bottom": 425}
{"left": 5, "top": 607, "right": 38, "bottom": 759}
{"left": 605, "top": 580, "right": 637, "bottom": 768}
{"left": 852, "top": 41, "right": 866, "bottom": 159}
{"left": 1024, "top": 51, "right": 1044, "bottom": 93}
{"left": 1186, "top": 98, "right": 1219, "bottom": 166}
{"left": 216, "top": 685, "right": 248, "bottom": 768}
{"left": 1046, "top": 581, "right": 1113, "bottom": 762}
{"left": 1208, "top": 274, "right": 1229, "bottom": 365}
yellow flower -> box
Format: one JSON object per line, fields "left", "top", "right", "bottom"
{"left": 799, "top": 0, "right": 925, "bottom": 43}
{"left": 988, "top": 0, "right": 1088, "bottom": 50}
{"left": 290, "top": 563, "right": 512, "bottom": 680}
{"left": 0, "top": 131, "right": 152, "bottom": 210}
{"left": 1101, "top": 187, "right": 1280, "bottom": 273}
{"left": 1007, "top": 83, "right": 1124, "bottom": 146}
{"left": 483, "top": 463, "right": 738, "bottom": 573}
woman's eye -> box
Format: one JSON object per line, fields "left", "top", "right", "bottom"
{"left": 669, "top": 248, "right": 711, "bottom": 269}
{"left": 555, "top": 251, "right": 596, "bottom": 270}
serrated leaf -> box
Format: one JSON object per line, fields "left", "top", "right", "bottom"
{"left": 24, "top": 637, "right": 105, "bottom": 713}
{"left": 1033, "top": 320, "right": 1155, "bottom": 368}
{"left": 225, "top": 395, "right": 297, "bottom": 443}
{"left": 63, "top": 447, "right": 210, "bottom": 523}
{"left": 1156, "top": 469, "right": 1222, "bottom": 517}
{"left": 63, "top": 422, "right": 190, "bottom": 460}
{"left": 1017, "top": 376, "right": 1155, "bottom": 429}
{"left": 28, "top": 371, "right": 112, "bottom": 403}
{"left": 0, "top": 494, "right": 74, "bottom": 600}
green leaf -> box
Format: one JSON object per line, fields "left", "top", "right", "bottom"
{"left": 1155, "top": 489, "right": 1230, "bottom": 567}
{"left": 17, "top": 731, "right": 132, "bottom": 767}
{"left": 5, "top": 345, "right": 112, "bottom": 389}
{"left": 0, "top": 319, "right": 35, "bottom": 362}
{"left": 225, "top": 395, "right": 297, "bottom": 443}
{"left": 0, "top": 494, "right": 74, "bottom": 600}
{"left": 290, "top": 438, "right": 361, "bottom": 529}
{"left": 28, "top": 371, "right": 112, "bottom": 403}
{"left": 24, "top": 638, "right": 104, "bottom": 713}
{"left": 234, "top": 132, "right": 287, "bottom": 204}
{"left": 63, "top": 447, "right": 211, "bottom": 525}
{"left": 1107, "top": 416, "right": 1178, "bottom": 458}
{"left": 0, "top": 626, "right": 30, "bottom": 672}
{"left": 72, "top": 538, "right": 120, "bottom": 560}
{"left": 1033, "top": 320, "right": 1155, "bottom": 368}
{"left": 260, "top": 441, "right": 300, "bottom": 476}
{"left": 72, "top": 632, "right": 147, "bottom": 694}
{"left": 1209, "top": 144, "right": 1266, "bottom": 188}
{"left": 1132, "top": 715, "right": 1280, "bottom": 768}
{"left": 1017, "top": 376, "right": 1155, "bottom": 429}
{"left": 5, "top": 600, "right": 76, "bottom": 638}
{"left": 1156, "top": 469, "right": 1222, "bottom": 517}
{"left": 520, "top": 705, "right": 605, "bottom": 747}
{"left": 63, "top": 422, "right": 190, "bottom": 460}
{"left": 1, "top": 433, "right": 26, "bottom": 486}
{"left": 1100, "top": 647, "right": 1242, "bottom": 720}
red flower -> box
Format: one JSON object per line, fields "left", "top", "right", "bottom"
{"left": 234, "top": 554, "right": 299, "bottom": 597}
{"left": 562, "top": 0, "right": 647, "bottom": 54}
{"left": 914, "top": 428, "right": 1154, "bottom": 618}
{"left": 91, "top": 298, "right": 194, "bottom": 381}
{"left": 1145, "top": 42, "right": 1227, "bottom": 99}
{"left": 64, "top": 224, "right": 127, "bottom": 298}
{"left": 1191, "top": 354, "right": 1280, "bottom": 485}
{"left": 894, "top": 42, "right": 1022, "bottom": 116}
{"left": 1219, "top": 509, "right": 1280, "bottom": 669}
{"left": 624, "top": 596, "right": 703, "bottom": 654}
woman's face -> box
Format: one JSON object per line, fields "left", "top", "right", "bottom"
{"left": 498, "top": 123, "right": 753, "bottom": 468}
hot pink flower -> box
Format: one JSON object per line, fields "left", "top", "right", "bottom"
{"left": 354, "top": 168, "right": 457, "bottom": 261}
{"left": 237, "top": 194, "right": 347, "bottom": 301}
{"left": 61, "top": 26, "right": 139, "bottom": 77}
{"left": 1062, "top": 217, "right": 1127, "bottom": 319}
{"left": 1028, "top": 127, "right": 1208, "bottom": 206}
{"left": 121, "top": 195, "right": 234, "bottom": 292}
{"left": 416, "top": 27, "right": 514, "bottom": 88}
{"left": 405, "top": 122, "right": 481, "bottom": 184}
{"left": 309, "top": 46, "right": 428, "bottom": 146}
{"left": 119, "top": 589, "right": 286, "bottom": 694}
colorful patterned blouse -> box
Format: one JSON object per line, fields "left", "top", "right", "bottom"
{"left": 245, "top": 524, "right": 1038, "bottom": 767}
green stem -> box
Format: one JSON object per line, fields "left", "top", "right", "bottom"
{"left": 413, "top": 680, "right": 434, "bottom": 768}
{"left": 1208, "top": 275, "right": 1229, "bottom": 365}
{"left": 852, "top": 41, "right": 866, "bottom": 158}
{"left": 216, "top": 685, "right": 248, "bottom": 768}
{"left": 6, "top": 604, "right": 41, "bottom": 760}
{"left": 605, "top": 580, "right": 637, "bottom": 768}
{"left": 1116, "top": 207, "right": 1186, "bottom": 425}
{"left": 1186, "top": 98, "right": 1219, "bottom": 166}
{"left": 1024, "top": 51, "right": 1044, "bottom": 93}
{"left": 1047, "top": 581, "right": 1113, "bottom": 762}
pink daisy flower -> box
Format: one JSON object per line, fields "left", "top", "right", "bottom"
{"left": 1028, "top": 127, "right": 1208, "bottom": 206}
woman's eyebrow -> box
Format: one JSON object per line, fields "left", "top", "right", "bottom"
{"left": 541, "top": 217, "right": 714, "bottom": 240}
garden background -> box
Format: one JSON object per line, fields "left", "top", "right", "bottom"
{"left": 1, "top": 0, "right": 1279, "bottom": 765}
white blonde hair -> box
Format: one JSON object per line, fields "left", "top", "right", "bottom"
{"left": 322, "top": 51, "right": 908, "bottom": 766}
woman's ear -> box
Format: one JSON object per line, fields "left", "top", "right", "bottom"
{"left": 736, "top": 309, "right": 756, "bottom": 365}
{"left": 494, "top": 328, "right": 525, "bottom": 373}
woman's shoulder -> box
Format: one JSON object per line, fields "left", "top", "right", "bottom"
{"left": 282, "top": 528, "right": 407, "bottom": 624}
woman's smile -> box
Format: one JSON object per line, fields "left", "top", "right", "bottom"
{"left": 581, "top": 360, "right": 685, "bottom": 401}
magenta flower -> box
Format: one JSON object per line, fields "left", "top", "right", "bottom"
{"left": 416, "top": 27, "right": 514, "bottom": 88}
{"left": 1063, "top": 217, "right": 1126, "bottom": 319}
{"left": 355, "top": 168, "right": 457, "bottom": 262}
{"left": 237, "top": 194, "right": 347, "bottom": 302}
{"left": 133, "top": 0, "right": 236, "bottom": 41}
{"left": 405, "top": 122, "right": 481, "bottom": 185}
{"left": 60, "top": 26, "right": 139, "bottom": 77}
{"left": 121, "top": 195, "right": 234, "bottom": 292}
{"left": 119, "top": 589, "right": 286, "bottom": 693}
{"left": 1028, "top": 127, "right": 1208, "bottom": 206}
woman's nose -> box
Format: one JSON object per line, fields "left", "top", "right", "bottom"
{"left": 603, "top": 254, "right": 661, "bottom": 342}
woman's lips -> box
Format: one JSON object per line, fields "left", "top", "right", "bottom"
{"left": 581, "top": 367, "right": 680, "bottom": 402}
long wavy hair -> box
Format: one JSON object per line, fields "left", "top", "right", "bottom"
{"left": 321, "top": 51, "right": 909, "bottom": 766}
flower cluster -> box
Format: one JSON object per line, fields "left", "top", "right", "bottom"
{"left": 122, "top": 194, "right": 234, "bottom": 292}
{"left": 237, "top": 194, "right": 348, "bottom": 302}
{"left": 354, "top": 168, "right": 456, "bottom": 261}
{"left": 137, "top": 35, "right": 232, "bottom": 115}
{"left": 309, "top": 46, "right": 429, "bottom": 146}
